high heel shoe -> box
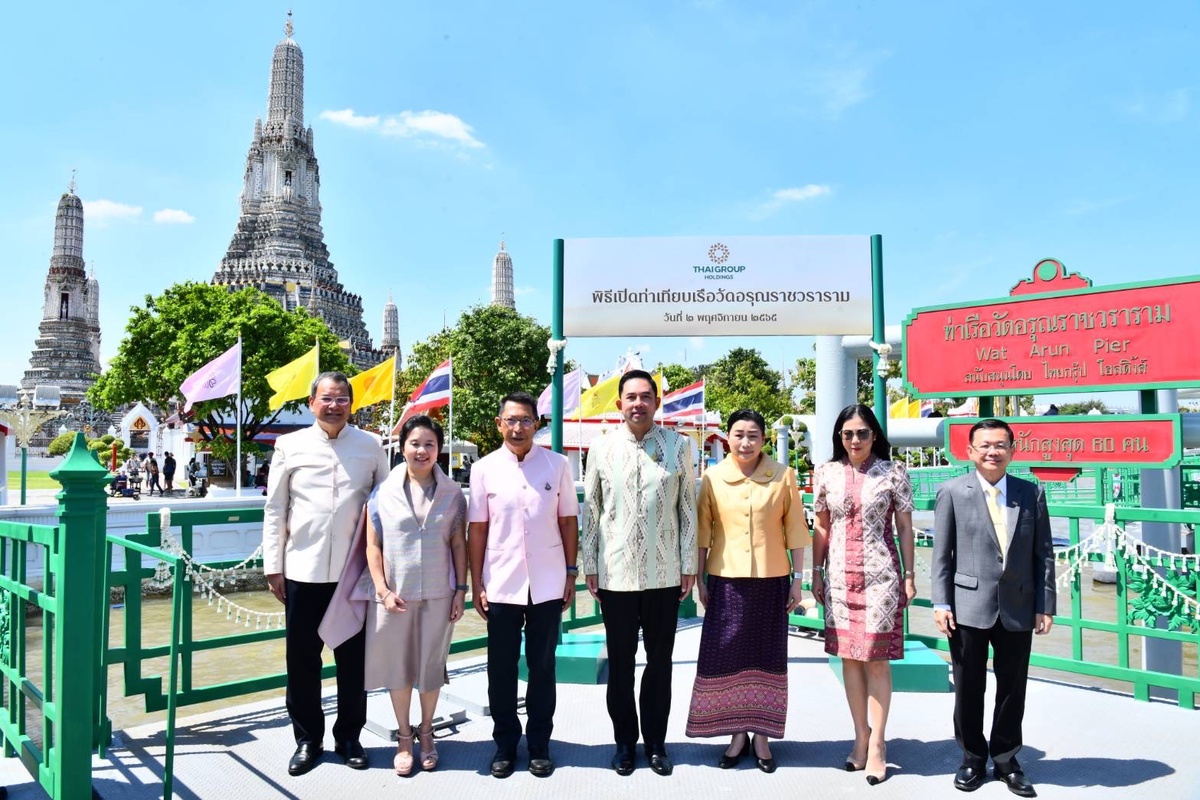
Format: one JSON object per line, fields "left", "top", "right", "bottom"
{"left": 864, "top": 742, "right": 887, "bottom": 785}
{"left": 752, "top": 734, "right": 776, "bottom": 774}
{"left": 844, "top": 752, "right": 866, "bottom": 771}
{"left": 418, "top": 725, "right": 439, "bottom": 771}
{"left": 393, "top": 731, "right": 414, "bottom": 776}
{"left": 717, "top": 735, "right": 749, "bottom": 769}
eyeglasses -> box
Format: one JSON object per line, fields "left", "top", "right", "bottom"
{"left": 316, "top": 396, "right": 351, "bottom": 407}
{"left": 500, "top": 417, "right": 536, "bottom": 428}
{"left": 972, "top": 442, "right": 1012, "bottom": 453}
{"left": 840, "top": 429, "right": 872, "bottom": 441}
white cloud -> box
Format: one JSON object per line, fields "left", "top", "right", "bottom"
{"left": 320, "top": 107, "right": 485, "bottom": 148}
{"left": 319, "top": 108, "right": 381, "bottom": 129}
{"left": 804, "top": 49, "right": 891, "bottom": 119}
{"left": 687, "top": 337, "right": 705, "bottom": 351}
{"left": 153, "top": 208, "right": 195, "bottom": 224}
{"left": 85, "top": 199, "right": 142, "bottom": 223}
{"left": 513, "top": 285, "right": 537, "bottom": 297}
{"left": 755, "top": 184, "right": 832, "bottom": 217}
{"left": 1119, "top": 88, "right": 1190, "bottom": 123}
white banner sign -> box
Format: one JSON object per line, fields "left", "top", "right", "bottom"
{"left": 563, "top": 235, "right": 873, "bottom": 337}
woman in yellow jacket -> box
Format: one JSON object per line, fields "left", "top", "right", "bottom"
{"left": 685, "top": 408, "right": 810, "bottom": 772}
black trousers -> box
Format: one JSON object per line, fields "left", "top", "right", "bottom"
{"left": 599, "top": 587, "right": 680, "bottom": 748}
{"left": 948, "top": 620, "right": 1033, "bottom": 771}
{"left": 284, "top": 579, "right": 367, "bottom": 746}
{"left": 487, "top": 598, "right": 562, "bottom": 754}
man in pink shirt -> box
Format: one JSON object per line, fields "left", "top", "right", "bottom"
{"left": 468, "top": 391, "right": 580, "bottom": 779}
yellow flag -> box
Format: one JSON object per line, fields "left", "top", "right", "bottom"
{"left": 908, "top": 399, "right": 921, "bottom": 418}
{"left": 348, "top": 356, "right": 396, "bottom": 412}
{"left": 570, "top": 370, "right": 666, "bottom": 420}
{"left": 888, "top": 397, "right": 908, "bottom": 418}
{"left": 267, "top": 344, "right": 319, "bottom": 410}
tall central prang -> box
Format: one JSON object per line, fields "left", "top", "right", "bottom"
{"left": 212, "top": 13, "right": 381, "bottom": 369}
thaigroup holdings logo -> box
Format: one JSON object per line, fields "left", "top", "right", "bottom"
{"left": 694, "top": 242, "right": 746, "bottom": 280}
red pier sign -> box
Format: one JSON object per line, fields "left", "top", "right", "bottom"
{"left": 944, "top": 415, "right": 1182, "bottom": 469}
{"left": 903, "top": 266, "right": 1200, "bottom": 397}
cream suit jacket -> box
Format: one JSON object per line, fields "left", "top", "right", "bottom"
{"left": 262, "top": 422, "right": 390, "bottom": 583}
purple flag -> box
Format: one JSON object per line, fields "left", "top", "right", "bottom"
{"left": 537, "top": 368, "right": 584, "bottom": 418}
{"left": 180, "top": 341, "right": 242, "bottom": 412}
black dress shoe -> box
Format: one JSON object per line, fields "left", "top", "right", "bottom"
{"left": 335, "top": 740, "right": 368, "bottom": 770}
{"left": 611, "top": 744, "right": 636, "bottom": 776}
{"left": 645, "top": 744, "right": 674, "bottom": 776}
{"left": 528, "top": 746, "right": 555, "bottom": 777}
{"left": 996, "top": 769, "right": 1037, "bottom": 798}
{"left": 718, "top": 740, "right": 749, "bottom": 769}
{"left": 953, "top": 764, "right": 986, "bottom": 792}
{"left": 288, "top": 743, "right": 323, "bottom": 776}
{"left": 490, "top": 750, "right": 516, "bottom": 779}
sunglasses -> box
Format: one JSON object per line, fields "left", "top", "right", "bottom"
{"left": 839, "top": 429, "right": 872, "bottom": 441}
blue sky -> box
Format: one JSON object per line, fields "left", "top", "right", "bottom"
{"left": 2, "top": 1, "right": 1197, "bottom": 408}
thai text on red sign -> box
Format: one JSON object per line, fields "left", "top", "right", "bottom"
{"left": 944, "top": 416, "right": 1181, "bottom": 468}
{"left": 903, "top": 277, "right": 1199, "bottom": 396}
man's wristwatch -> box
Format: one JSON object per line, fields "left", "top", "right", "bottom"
{"left": 792, "top": 571, "right": 804, "bottom": 581}
{"left": 454, "top": 583, "right": 468, "bottom": 592}
{"left": 566, "top": 565, "right": 579, "bottom": 575}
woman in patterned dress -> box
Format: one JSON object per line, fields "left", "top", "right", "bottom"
{"left": 685, "top": 409, "right": 810, "bottom": 772}
{"left": 811, "top": 404, "right": 915, "bottom": 786}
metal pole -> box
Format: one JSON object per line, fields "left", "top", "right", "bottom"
{"left": 870, "top": 234, "right": 887, "bottom": 437}
{"left": 20, "top": 446, "right": 28, "bottom": 506}
{"left": 552, "top": 239, "right": 565, "bottom": 454}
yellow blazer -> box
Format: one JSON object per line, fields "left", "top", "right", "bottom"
{"left": 698, "top": 455, "right": 811, "bottom": 578}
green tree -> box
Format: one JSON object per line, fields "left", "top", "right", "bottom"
{"left": 88, "top": 282, "right": 351, "bottom": 447}
{"left": 1057, "top": 399, "right": 1110, "bottom": 415}
{"left": 400, "top": 305, "right": 552, "bottom": 455}
{"left": 697, "top": 347, "right": 792, "bottom": 422}
{"left": 790, "top": 351, "right": 903, "bottom": 414}
{"left": 655, "top": 363, "right": 698, "bottom": 394}
{"left": 48, "top": 431, "right": 76, "bottom": 457}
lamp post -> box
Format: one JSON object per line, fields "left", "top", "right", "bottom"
{"left": 0, "top": 389, "right": 64, "bottom": 505}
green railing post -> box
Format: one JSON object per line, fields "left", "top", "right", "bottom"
{"left": 49, "top": 433, "right": 110, "bottom": 800}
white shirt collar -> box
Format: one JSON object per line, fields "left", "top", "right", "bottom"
{"left": 975, "top": 470, "right": 1008, "bottom": 502}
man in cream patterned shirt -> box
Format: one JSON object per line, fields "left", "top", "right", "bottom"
{"left": 582, "top": 369, "right": 697, "bottom": 778}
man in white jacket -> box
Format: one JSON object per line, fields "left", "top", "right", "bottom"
{"left": 263, "top": 372, "right": 390, "bottom": 777}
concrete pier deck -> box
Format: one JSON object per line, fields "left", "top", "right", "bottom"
{"left": 0, "top": 619, "right": 1195, "bottom": 799}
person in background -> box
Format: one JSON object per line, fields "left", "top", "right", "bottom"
{"left": 811, "top": 404, "right": 915, "bottom": 786}
{"left": 162, "top": 452, "right": 177, "bottom": 493}
{"left": 364, "top": 415, "right": 467, "bottom": 776}
{"left": 685, "top": 408, "right": 810, "bottom": 773}
{"left": 146, "top": 455, "right": 162, "bottom": 496}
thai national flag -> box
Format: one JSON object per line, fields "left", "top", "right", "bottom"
{"left": 920, "top": 400, "right": 935, "bottom": 417}
{"left": 662, "top": 379, "right": 705, "bottom": 418}
{"left": 400, "top": 359, "right": 452, "bottom": 423}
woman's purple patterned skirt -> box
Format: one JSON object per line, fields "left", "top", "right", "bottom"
{"left": 685, "top": 575, "right": 790, "bottom": 739}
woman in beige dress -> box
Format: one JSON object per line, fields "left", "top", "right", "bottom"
{"left": 365, "top": 415, "right": 467, "bottom": 776}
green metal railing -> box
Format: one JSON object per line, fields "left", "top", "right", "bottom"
{"left": 0, "top": 434, "right": 110, "bottom": 800}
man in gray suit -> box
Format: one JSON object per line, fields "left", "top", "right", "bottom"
{"left": 932, "top": 419, "right": 1056, "bottom": 797}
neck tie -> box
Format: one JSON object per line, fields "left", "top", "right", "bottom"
{"left": 985, "top": 484, "right": 1008, "bottom": 558}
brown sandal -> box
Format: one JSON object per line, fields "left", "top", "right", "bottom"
{"left": 418, "top": 725, "right": 439, "bottom": 771}
{"left": 394, "top": 730, "right": 414, "bottom": 776}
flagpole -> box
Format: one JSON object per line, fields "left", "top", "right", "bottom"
{"left": 447, "top": 358, "right": 454, "bottom": 479}
{"left": 389, "top": 356, "right": 397, "bottom": 454}
{"left": 235, "top": 333, "right": 243, "bottom": 497}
